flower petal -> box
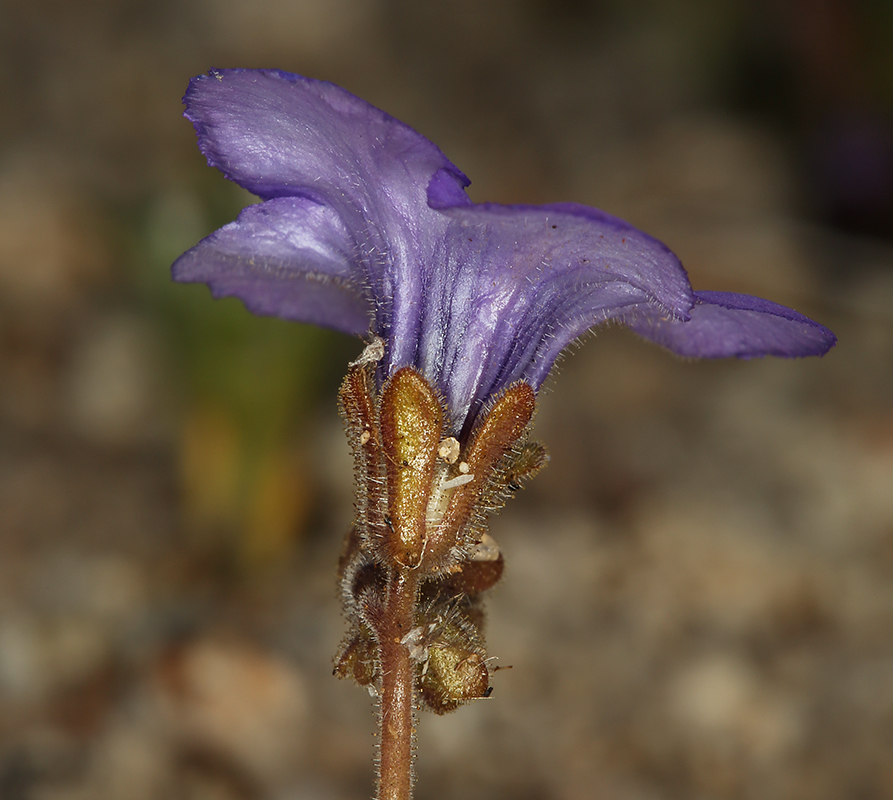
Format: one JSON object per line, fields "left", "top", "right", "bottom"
{"left": 415, "top": 202, "right": 696, "bottom": 428}
{"left": 176, "top": 69, "right": 836, "bottom": 435}
{"left": 626, "top": 290, "right": 837, "bottom": 358}
{"left": 182, "top": 69, "right": 471, "bottom": 351}
{"left": 172, "top": 196, "right": 371, "bottom": 334}
{"left": 184, "top": 69, "right": 469, "bottom": 205}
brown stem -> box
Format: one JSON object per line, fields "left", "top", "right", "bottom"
{"left": 376, "top": 567, "right": 419, "bottom": 800}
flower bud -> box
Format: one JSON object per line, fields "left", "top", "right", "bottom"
{"left": 427, "top": 382, "right": 536, "bottom": 565}
{"left": 338, "top": 366, "right": 386, "bottom": 553}
{"left": 334, "top": 628, "right": 378, "bottom": 687}
{"left": 415, "top": 614, "right": 490, "bottom": 714}
{"left": 379, "top": 368, "right": 443, "bottom": 567}
{"left": 439, "top": 533, "right": 505, "bottom": 597}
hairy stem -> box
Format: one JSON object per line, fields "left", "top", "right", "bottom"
{"left": 376, "top": 567, "right": 419, "bottom": 800}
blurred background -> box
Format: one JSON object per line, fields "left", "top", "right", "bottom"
{"left": 1, "top": 1, "right": 892, "bottom": 798}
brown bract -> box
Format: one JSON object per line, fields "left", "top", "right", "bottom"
{"left": 379, "top": 368, "right": 444, "bottom": 567}
{"left": 338, "top": 365, "right": 386, "bottom": 559}
{"left": 425, "top": 382, "right": 537, "bottom": 567}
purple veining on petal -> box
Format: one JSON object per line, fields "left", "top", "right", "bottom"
{"left": 420, "top": 202, "right": 697, "bottom": 426}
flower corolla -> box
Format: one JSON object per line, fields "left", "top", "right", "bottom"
{"left": 174, "top": 69, "right": 835, "bottom": 433}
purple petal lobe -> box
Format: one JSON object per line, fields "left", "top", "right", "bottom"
{"left": 184, "top": 69, "right": 468, "bottom": 209}
{"left": 427, "top": 168, "right": 473, "bottom": 209}
{"left": 183, "top": 69, "right": 470, "bottom": 355}
{"left": 413, "top": 202, "right": 696, "bottom": 426}
{"left": 172, "top": 197, "right": 371, "bottom": 334}
{"left": 627, "top": 290, "right": 837, "bottom": 358}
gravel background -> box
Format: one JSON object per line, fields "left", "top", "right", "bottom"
{"left": 2, "top": 2, "right": 892, "bottom": 799}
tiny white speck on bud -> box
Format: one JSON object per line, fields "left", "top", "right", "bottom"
{"left": 458, "top": 461, "right": 470, "bottom": 474}
{"left": 441, "top": 473, "right": 474, "bottom": 490}
{"left": 469, "top": 533, "right": 500, "bottom": 562}
{"left": 359, "top": 429, "right": 371, "bottom": 445}
{"left": 437, "top": 437, "right": 461, "bottom": 463}
{"left": 401, "top": 626, "right": 430, "bottom": 662}
{"left": 349, "top": 335, "right": 385, "bottom": 367}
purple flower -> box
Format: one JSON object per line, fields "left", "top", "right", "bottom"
{"left": 173, "top": 69, "right": 835, "bottom": 432}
